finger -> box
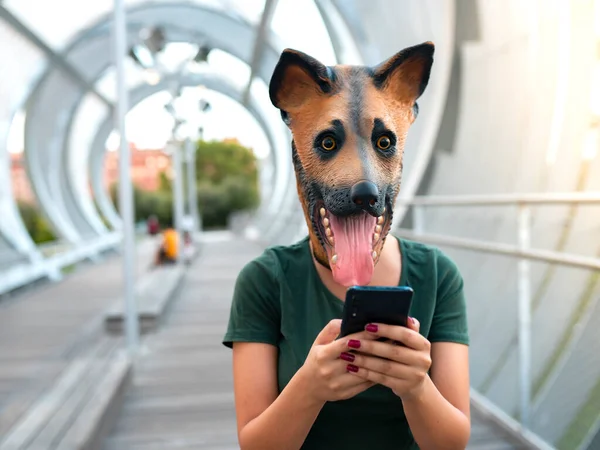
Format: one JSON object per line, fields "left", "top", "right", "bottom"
{"left": 408, "top": 317, "right": 420, "bottom": 332}
{"left": 341, "top": 340, "right": 422, "bottom": 367}
{"left": 347, "top": 365, "right": 399, "bottom": 391}
{"left": 349, "top": 352, "right": 414, "bottom": 379}
{"left": 324, "top": 330, "right": 378, "bottom": 359}
{"left": 364, "top": 322, "right": 428, "bottom": 351}
{"left": 339, "top": 379, "right": 376, "bottom": 398}
{"left": 314, "top": 319, "right": 342, "bottom": 346}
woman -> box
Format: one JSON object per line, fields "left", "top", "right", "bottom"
{"left": 223, "top": 42, "right": 471, "bottom": 449}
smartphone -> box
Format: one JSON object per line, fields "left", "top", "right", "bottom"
{"left": 339, "top": 286, "right": 414, "bottom": 338}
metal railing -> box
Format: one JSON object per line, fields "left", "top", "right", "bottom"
{"left": 395, "top": 192, "right": 600, "bottom": 448}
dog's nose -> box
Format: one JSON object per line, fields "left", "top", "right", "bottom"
{"left": 350, "top": 181, "right": 379, "bottom": 213}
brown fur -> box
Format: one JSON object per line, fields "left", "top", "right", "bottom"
{"left": 269, "top": 43, "right": 434, "bottom": 269}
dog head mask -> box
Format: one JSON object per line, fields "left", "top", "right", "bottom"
{"left": 268, "top": 42, "right": 434, "bottom": 287}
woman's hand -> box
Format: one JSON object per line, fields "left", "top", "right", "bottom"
{"left": 299, "top": 319, "right": 376, "bottom": 404}
{"left": 344, "top": 318, "right": 432, "bottom": 400}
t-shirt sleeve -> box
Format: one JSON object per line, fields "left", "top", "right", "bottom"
{"left": 222, "top": 254, "right": 281, "bottom": 349}
{"left": 427, "top": 249, "right": 470, "bottom": 345}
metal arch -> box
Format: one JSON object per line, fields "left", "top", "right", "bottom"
{"left": 0, "top": 24, "right": 55, "bottom": 262}
{"left": 66, "top": 96, "right": 112, "bottom": 236}
{"left": 313, "top": 0, "right": 364, "bottom": 65}
{"left": 55, "top": 2, "right": 300, "bottom": 240}
{"left": 66, "top": 1, "right": 291, "bottom": 83}
{"left": 0, "top": 122, "right": 40, "bottom": 259}
{"left": 241, "top": 0, "right": 279, "bottom": 106}
{"left": 88, "top": 117, "right": 121, "bottom": 230}
{"left": 24, "top": 74, "right": 100, "bottom": 243}
{"left": 0, "top": 5, "right": 112, "bottom": 108}
{"left": 0, "top": 142, "right": 42, "bottom": 262}
{"left": 23, "top": 2, "right": 295, "bottom": 244}
{"left": 88, "top": 71, "right": 290, "bottom": 237}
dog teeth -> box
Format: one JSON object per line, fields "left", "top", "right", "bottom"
{"left": 377, "top": 216, "right": 384, "bottom": 225}
{"left": 325, "top": 228, "right": 332, "bottom": 237}
{"left": 319, "top": 208, "right": 326, "bottom": 218}
{"left": 372, "top": 251, "right": 377, "bottom": 260}
{"left": 322, "top": 217, "right": 329, "bottom": 227}
{"left": 373, "top": 233, "right": 380, "bottom": 242}
{"left": 328, "top": 236, "right": 334, "bottom": 245}
{"left": 331, "top": 254, "right": 338, "bottom": 264}
{"left": 375, "top": 225, "right": 382, "bottom": 233}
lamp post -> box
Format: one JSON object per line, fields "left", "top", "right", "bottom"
{"left": 165, "top": 138, "right": 185, "bottom": 263}
{"left": 113, "top": 0, "right": 139, "bottom": 354}
{"left": 185, "top": 138, "right": 200, "bottom": 232}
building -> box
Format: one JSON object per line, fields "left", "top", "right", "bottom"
{"left": 102, "top": 145, "right": 171, "bottom": 192}
{"left": 10, "top": 145, "right": 171, "bottom": 203}
{"left": 10, "top": 152, "right": 33, "bottom": 202}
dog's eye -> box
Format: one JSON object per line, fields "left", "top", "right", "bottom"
{"left": 376, "top": 136, "right": 391, "bottom": 150}
{"left": 321, "top": 136, "right": 337, "bottom": 151}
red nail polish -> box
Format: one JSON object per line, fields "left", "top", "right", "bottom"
{"left": 365, "top": 324, "right": 378, "bottom": 333}
{"left": 348, "top": 339, "right": 361, "bottom": 349}
{"left": 340, "top": 352, "right": 355, "bottom": 362}
{"left": 347, "top": 364, "right": 359, "bottom": 373}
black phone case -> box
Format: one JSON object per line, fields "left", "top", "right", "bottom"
{"left": 339, "top": 287, "right": 413, "bottom": 338}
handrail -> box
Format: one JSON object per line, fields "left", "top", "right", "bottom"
{"left": 396, "top": 192, "right": 600, "bottom": 450}
{"left": 396, "top": 192, "right": 600, "bottom": 206}
{"left": 394, "top": 229, "right": 600, "bottom": 271}
{"left": 470, "top": 389, "right": 556, "bottom": 450}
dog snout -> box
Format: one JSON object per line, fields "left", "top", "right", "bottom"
{"left": 350, "top": 181, "right": 380, "bottom": 216}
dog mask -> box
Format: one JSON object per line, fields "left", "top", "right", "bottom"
{"left": 269, "top": 42, "right": 434, "bottom": 287}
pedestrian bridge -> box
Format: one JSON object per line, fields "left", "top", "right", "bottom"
{"left": 1, "top": 1, "right": 600, "bottom": 449}
{"left": 0, "top": 232, "right": 562, "bottom": 449}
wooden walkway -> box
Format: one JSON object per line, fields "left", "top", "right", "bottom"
{"left": 0, "top": 237, "right": 157, "bottom": 438}
{"left": 104, "top": 234, "right": 535, "bottom": 450}
{"left": 103, "top": 234, "right": 257, "bottom": 449}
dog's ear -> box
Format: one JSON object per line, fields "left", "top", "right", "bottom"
{"left": 269, "top": 49, "right": 334, "bottom": 113}
{"left": 372, "top": 42, "right": 434, "bottom": 108}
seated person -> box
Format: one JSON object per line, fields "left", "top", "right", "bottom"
{"left": 156, "top": 226, "right": 179, "bottom": 265}
{"left": 147, "top": 215, "right": 160, "bottom": 235}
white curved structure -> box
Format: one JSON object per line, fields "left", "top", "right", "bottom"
{"left": 1, "top": 1, "right": 600, "bottom": 448}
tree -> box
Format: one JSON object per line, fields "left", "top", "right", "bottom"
{"left": 106, "top": 138, "right": 260, "bottom": 230}
{"left": 194, "top": 139, "right": 260, "bottom": 228}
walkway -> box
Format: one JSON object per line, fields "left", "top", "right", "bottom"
{"left": 0, "top": 237, "right": 157, "bottom": 437}
{"left": 104, "top": 234, "right": 534, "bottom": 450}
{"left": 104, "top": 234, "right": 258, "bottom": 449}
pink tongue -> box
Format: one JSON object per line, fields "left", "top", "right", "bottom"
{"left": 328, "top": 213, "right": 377, "bottom": 287}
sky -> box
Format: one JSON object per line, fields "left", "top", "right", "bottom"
{"left": 6, "top": 0, "right": 338, "bottom": 160}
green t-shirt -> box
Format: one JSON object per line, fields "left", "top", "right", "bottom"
{"left": 223, "top": 235, "right": 469, "bottom": 449}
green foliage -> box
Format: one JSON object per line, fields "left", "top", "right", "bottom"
{"left": 15, "top": 139, "right": 259, "bottom": 244}
{"left": 108, "top": 139, "right": 259, "bottom": 230}
{"left": 158, "top": 170, "right": 172, "bottom": 192}
{"left": 196, "top": 182, "right": 232, "bottom": 229}
{"left": 110, "top": 183, "right": 174, "bottom": 227}
{"left": 194, "top": 139, "right": 260, "bottom": 228}
{"left": 196, "top": 139, "right": 258, "bottom": 186}
{"left": 17, "top": 202, "right": 56, "bottom": 244}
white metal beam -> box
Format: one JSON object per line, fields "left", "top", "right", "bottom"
{"left": 113, "top": 0, "right": 139, "bottom": 354}
{"left": 241, "top": 0, "right": 279, "bottom": 106}
{"left": 0, "top": 5, "right": 114, "bottom": 108}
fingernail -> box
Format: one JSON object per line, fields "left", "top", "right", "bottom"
{"left": 365, "top": 323, "right": 378, "bottom": 333}
{"left": 410, "top": 317, "right": 416, "bottom": 325}
{"left": 348, "top": 339, "right": 361, "bottom": 349}
{"left": 340, "top": 352, "right": 355, "bottom": 362}
{"left": 347, "top": 364, "right": 359, "bottom": 373}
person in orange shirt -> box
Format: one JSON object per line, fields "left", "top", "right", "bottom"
{"left": 156, "top": 225, "right": 179, "bottom": 265}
